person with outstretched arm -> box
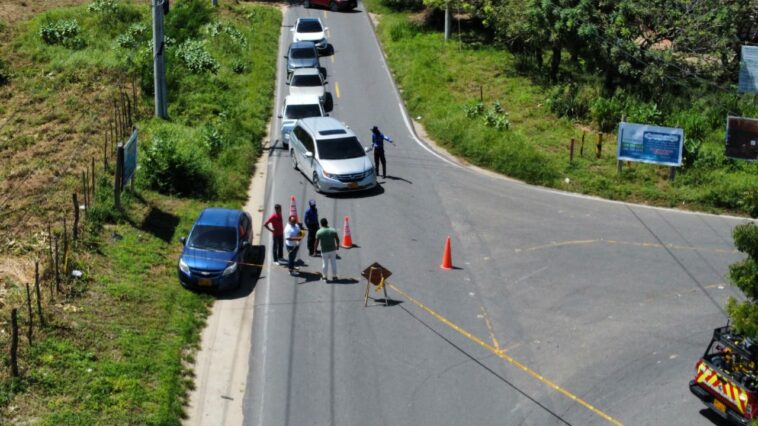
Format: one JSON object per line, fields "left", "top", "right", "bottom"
{"left": 369, "top": 125, "right": 393, "bottom": 179}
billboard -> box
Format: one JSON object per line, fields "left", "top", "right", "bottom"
{"left": 122, "top": 129, "right": 138, "bottom": 187}
{"left": 726, "top": 116, "right": 758, "bottom": 161}
{"left": 738, "top": 46, "right": 758, "bottom": 94}
{"left": 617, "top": 122, "right": 684, "bottom": 167}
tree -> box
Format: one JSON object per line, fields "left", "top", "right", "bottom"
{"left": 727, "top": 223, "right": 758, "bottom": 338}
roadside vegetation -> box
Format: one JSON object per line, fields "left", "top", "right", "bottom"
{"left": 0, "top": 0, "right": 280, "bottom": 423}
{"left": 365, "top": 0, "right": 758, "bottom": 217}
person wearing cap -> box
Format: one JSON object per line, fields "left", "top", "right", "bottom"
{"left": 370, "top": 126, "right": 393, "bottom": 179}
{"left": 304, "top": 199, "right": 320, "bottom": 256}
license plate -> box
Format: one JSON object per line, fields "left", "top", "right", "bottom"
{"left": 347, "top": 182, "right": 358, "bottom": 189}
{"left": 713, "top": 399, "right": 727, "bottom": 414}
{"left": 198, "top": 278, "right": 212, "bottom": 287}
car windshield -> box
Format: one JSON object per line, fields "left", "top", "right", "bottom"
{"left": 292, "top": 75, "right": 322, "bottom": 87}
{"left": 316, "top": 137, "right": 366, "bottom": 160}
{"left": 285, "top": 104, "right": 322, "bottom": 119}
{"left": 291, "top": 47, "right": 316, "bottom": 60}
{"left": 188, "top": 225, "right": 237, "bottom": 252}
{"left": 297, "top": 21, "right": 323, "bottom": 33}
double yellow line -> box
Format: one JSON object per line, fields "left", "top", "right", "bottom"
{"left": 388, "top": 283, "right": 624, "bottom": 426}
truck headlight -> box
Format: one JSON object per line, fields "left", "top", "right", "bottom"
{"left": 222, "top": 262, "right": 238, "bottom": 276}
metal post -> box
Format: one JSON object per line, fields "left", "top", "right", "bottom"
{"left": 153, "top": 0, "right": 168, "bottom": 118}
{"left": 115, "top": 143, "right": 124, "bottom": 209}
{"left": 444, "top": 3, "right": 451, "bottom": 42}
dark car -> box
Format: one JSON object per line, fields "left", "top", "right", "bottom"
{"left": 178, "top": 208, "right": 253, "bottom": 292}
{"left": 303, "top": 0, "right": 356, "bottom": 11}
{"left": 286, "top": 41, "right": 320, "bottom": 78}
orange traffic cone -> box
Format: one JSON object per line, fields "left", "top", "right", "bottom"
{"left": 289, "top": 195, "right": 299, "bottom": 222}
{"left": 341, "top": 216, "right": 353, "bottom": 248}
{"left": 440, "top": 236, "right": 453, "bottom": 270}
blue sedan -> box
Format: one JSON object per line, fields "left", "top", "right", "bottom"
{"left": 178, "top": 208, "right": 253, "bottom": 292}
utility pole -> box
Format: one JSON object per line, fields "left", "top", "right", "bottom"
{"left": 444, "top": 2, "right": 452, "bottom": 42}
{"left": 152, "top": 0, "right": 168, "bottom": 118}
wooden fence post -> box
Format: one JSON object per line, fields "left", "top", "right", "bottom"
{"left": 115, "top": 143, "right": 124, "bottom": 209}
{"left": 25, "top": 283, "right": 33, "bottom": 346}
{"left": 580, "top": 130, "right": 586, "bottom": 157}
{"left": 10, "top": 309, "right": 19, "bottom": 377}
{"left": 103, "top": 134, "right": 109, "bottom": 169}
{"left": 35, "top": 261, "right": 45, "bottom": 328}
{"left": 81, "top": 171, "right": 88, "bottom": 212}
{"left": 131, "top": 75, "right": 138, "bottom": 119}
{"left": 54, "top": 236, "right": 60, "bottom": 294}
{"left": 596, "top": 132, "right": 603, "bottom": 159}
{"left": 72, "top": 193, "right": 79, "bottom": 241}
{"left": 91, "top": 157, "right": 96, "bottom": 202}
{"left": 569, "top": 138, "right": 575, "bottom": 163}
{"left": 63, "top": 217, "right": 69, "bottom": 275}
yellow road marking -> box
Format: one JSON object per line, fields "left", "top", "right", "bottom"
{"left": 520, "top": 239, "right": 737, "bottom": 254}
{"left": 323, "top": 10, "right": 327, "bottom": 18}
{"left": 331, "top": 54, "right": 335, "bottom": 64}
{"left": 335, "top": 81, "right": 340, "bottom": 98}
{"left": 388, "top": 283, "right": 624, "bottom": 426}
{"left": 479, "top": 306, "right": 501, "bottom": 351}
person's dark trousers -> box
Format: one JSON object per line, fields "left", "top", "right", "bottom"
{"left": 374, "top": 148, "right": 386, "bottom": 178}
{"left": 287, "top": 245, "right": 299, "bottom": 271}
{"left": 307, "top": 225, "right": 318, "bottom": 255}
{"left": 273, "top": 235, "right": 284, "bottom": 262}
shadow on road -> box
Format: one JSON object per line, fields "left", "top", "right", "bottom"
{"left": 328, "top": 277, "right": 358, "bottom": 285}
{"left": 367, "top": 298, "right": 403, "bottom": 306}
{"left": 382, "top": 175, "right": 412, "bottom": 184}
{"left": 698, "top": 409, "right": 733, "bottom": 426}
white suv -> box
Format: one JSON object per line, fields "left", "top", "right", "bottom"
{"left": 279, "top": 95, "right": 325, "bottom": 147}
{"left": 289, "top": 117, "right": 377, "bottom": 193}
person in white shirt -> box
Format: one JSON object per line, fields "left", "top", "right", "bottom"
{"left": 284, "top": 215, "right": 303, "bottom": 275}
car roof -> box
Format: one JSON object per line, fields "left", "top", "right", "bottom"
{"left": 290, "top": 41, "right": 316, "bottom": 50}
{"left": 291, "top": 68, "right": 321, "bottom": 77}
{"left": 285, "top": 94, "right": 322, "bottom": 105}
{"left": 196, "top": 208, "right": 243, "bottom": 228}
{"left": 298, "top": 117, "right": 356, "bottom": 140}
{"left": 297, "top": 17, "right": 322, "bottom": 24}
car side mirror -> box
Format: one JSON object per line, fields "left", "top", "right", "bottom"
{"left": 277, "top": 114, "right": 282, "bottom": 119}
{"left": 324, "top": 27, "right": 329, "bottom": 31}
{"left": 305, "top": 152, "right": 313, "bottom": 158}
{"left": 180, "top": 236, "right": 186, "bottom": 246}
{"left": 291, "top": 28, "right": 295, "bottom": 32}
{"left": 283, "top": 55, "right": 288, "bottom": 59}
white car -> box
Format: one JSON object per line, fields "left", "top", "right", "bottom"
{"left": 291, "top": 17, "right": 328, "bottom": 52}
{"left": 279, "top": 95, "right": 325, "bottom": 146}
{"left": 288, "top": 68, "right": 326, "bottom": 104}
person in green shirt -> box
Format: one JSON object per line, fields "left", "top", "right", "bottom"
{"left": 314, "top": 218, "right": 340, "bottom": 282}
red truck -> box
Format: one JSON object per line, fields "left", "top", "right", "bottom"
{"left": 690, "top": 326, "right": 758, "bottom": 424}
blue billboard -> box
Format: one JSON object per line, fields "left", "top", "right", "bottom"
{"left": 617, "top": 122, "right": 684, "bottom": 167}
{"left": 738, "top": 46, "right": 758, "bottom": 94}
{"left": 123, "top": 129, "right": 137, "bottom": 187}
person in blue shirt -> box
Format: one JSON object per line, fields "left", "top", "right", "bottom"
{"left": 370, "top": 126, "right": 393, "bottom": 178}
{"left": 304, "top": 199, "right": 320, "bottom": 256}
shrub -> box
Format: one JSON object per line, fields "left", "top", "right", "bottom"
{"left": 175, "top": 39, "right": 219, "bottom": 74}
{"left": 389, "top": 21, "right": 421, "bottom": 42}
{"left": 625, "top": 99, "right": 662, "bottom": 125}
{"left": 202, "top": 124, "right": 225, "bottom": 158}
{"left": 0, "top": 59, "right": 10, "bottom": 86}
{"left": 547, "top": 84, "right": 594, "bottom": 120}
{"left": 39, "top": 19, "right": 85, "bottom": 49}
{"left": 116, "top": 23, "right": 148, "bottom": 49}
{"left": 165, "top": 0, "right": 213, "bottom": 44}
{"left": 381, "top": 0, "right": 424, "bottom": 11}
{"left": 463, "top": 101, "right": 484, "bottom": 117}
{"left": 141, "top": 136, "right": 215, "bottom": 197}
{"left": 232, "top": 60, "right": 247, "bottom": 74}
{"left": 590, "top": 95, "right": 624, "bottom": 132}
{"left": 204, "top": 21, "right": 247, "bottom": 47}
{"left": 88, "top": 0, "right": 140, "bottom": 28}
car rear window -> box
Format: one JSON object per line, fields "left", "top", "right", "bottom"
{"left": 292, "top": 75, "right": 323, "bottom": 87}
{"left": 316, "top": 137, "right": 365, "bottom": 160}
{"left": 297, "top": 21, "right": 323, "bottom": 33}
{"left": 291, "top": 48, "right": 316, "bottom": 59}
{"left": 188, "top": 225, "right": 237, "bottom": 252}
{"left": 285, "top": 104, "right": 322, "bottom": 119}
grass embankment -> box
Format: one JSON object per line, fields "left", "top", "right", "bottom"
{"left": 365, "top": 2, "right": 758, "bottom": 216}
{"left": 0, "top": 1, "right": 280, "bottom": 424}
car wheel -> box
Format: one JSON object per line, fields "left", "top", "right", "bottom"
{"left": 329, "top": 1, "right": 338, "bottom": 11}
{"left": 312, "top": 172, "right": 322, "bottom": 193}
{"left": 291, "top": 150, "right": 298, "bottom": 170}
{"left": 303, "top": 0, "right": 310, "bottom": 7}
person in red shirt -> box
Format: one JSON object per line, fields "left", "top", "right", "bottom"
{"left": 263, "top": 204, "right": 284, "bottom": 264}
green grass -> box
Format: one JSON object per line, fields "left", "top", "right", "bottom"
{"left": 0, "top": 1, "right": 280, "bottom": 424}
{"left": 366, "top": 3, "right": 758, "bottom": 216}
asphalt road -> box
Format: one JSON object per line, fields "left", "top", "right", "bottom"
{"left": 243, "top": 4, "right": 749, "bottom": 425}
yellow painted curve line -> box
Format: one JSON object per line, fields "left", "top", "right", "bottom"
{"left": 519, "top": 239, "right": 737, "bottom": 254}
{"left": 388, "top": 283, "right": 625, "bottom": 426}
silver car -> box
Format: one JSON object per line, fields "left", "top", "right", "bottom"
{"left": 278, "top": 95, "right": 325, "bottom": 147}
{"left": 289, "top": 117, "right": 377, "bottom": 193}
